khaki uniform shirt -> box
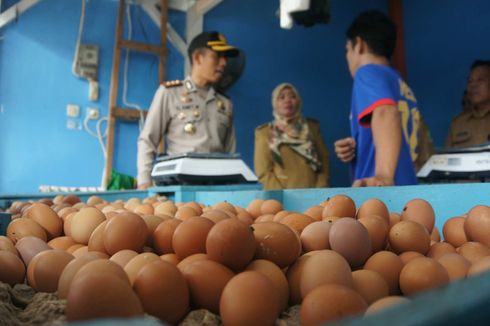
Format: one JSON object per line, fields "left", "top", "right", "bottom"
{"left": 254, "top": 119, "right": 330, "bottom": 190}
{"left": 446, "top": 106, "right": 490, "bottom": 149}
{"left": 137, "top": 76, "right": 236, "bottom": 185}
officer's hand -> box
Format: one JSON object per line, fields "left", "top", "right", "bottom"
{"left": 334, "top": 137, "right": 356, "bottom": 163}
{"left": 137, "top": 183, "right": 151, "bottom": 190}
{"left": 352, "top": 175, "right": 394, "bottom": 187}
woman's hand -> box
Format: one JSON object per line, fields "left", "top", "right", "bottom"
{"left": 334, "top": 137, "right": 356, "bottom": 162}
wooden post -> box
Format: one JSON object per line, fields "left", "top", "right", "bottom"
{"left": 103, "top": 0, "right": 125, "bottom": 189}
{"left": 388, "top": 0, "right": 407, "bottom": 79}
{"left": 159, "top": 0, "right": 168, "bottom": 83}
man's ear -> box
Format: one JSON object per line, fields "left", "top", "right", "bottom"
{"left": 192, "top": 50, "right": 202, "bottom": 66}
{"left": 356, "top": 36, "right": 367, "bottom": 54}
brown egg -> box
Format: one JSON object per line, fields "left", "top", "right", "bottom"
{"left": 133, "top": 260, "right": 189, "bottom": 324}
{"left": 154, "top": 201, "right": 178, "bottom": 217}
{"left": 181, "top": 259, "right": 235, "bottom": 314}
{"left": 365, "top": 296, "right": 410, "bottom": 315}
{"left": 87, "top": 221, "right": 108, "bottom": 254}
{"left": 160, "top": 253, "right": 180, "bottom": 265}
{"left": 431, "top": 227, "right": 441, "bottom": 242}
{"left": 213, "top": 201, "right": 236, "bottom": 215}
{"left": 87, "top": 195, "right": 104, "bottom": 206}
{"left": 300, "top": 221, "right": 332, "bottom": 252}
{"left": 399, "top": 257, "right": 449, "bottom": 296}
{"left": 254, "top": 214, "right": 275, "bottom": 223}
{"left": 235, "top": 207, "right": 254, "bottom": 225}
{"left": 389, "top": 220, "right": 431, "bottom": 255}
{"left": 322, "top": 215, "right": 343, "bottom": 224}
{"left": 124, "top": 197, "right": 142, "bottom": 211}
{"left": 63, "top": 212, "right": 77, "bottom": 237}
{"left": 201, "top": 209, "right": 230, "bottom": 224}
{"left": 176, "top": 253, "right": 208, "bottom": 272}
{"left": 23, "top": 203, "right": 63, "bottom": 240}
{"left": 464, "top": 205, "right": 490, "bottom": 247}
{"left": 220, "top": 271, "right": 281, "bottom": 326}
{"left": 109, "top": 249, "right": 139, "bottom": 268}
{"left": 27, "top": 249, "right": 75, "bottom": 292}
{"left": 104, "top": 212, "right": 147, "bottom": 255}
{"left": 252, "top": 221, "right": 301, "bottom": 268}
{"left": 321, "top": 195, "right": 356, "bottom": 219}
{"left": 352, "top": 269, "right": 389, "bottom": 305}
{"left": 72, "top": 246, "right": 89, "bottom": 258}
{"left": 0, "top": 235, "right": 19, "bottom": 255}
{"left": 124, "top": 252, "right": 160, "bottom": 285}
{"left": 66, "top": 272, "right": 144, "bottom": 321}
{"left": 300, "top": 284, "right": 367, "bottom": 326}
{"left": 389, "top": 212, "right": 401, "bottom": 229}
{"left": 273, "top": 210, "right": 291, "bottom": 222}
{"left": 357, "top": 199, "right": 389, "bottom": 224}
{"left": 437, "top": 253, "right": 471, "bottom": 281}
{"left": 184, "top": 202, "right": 204, "bottom": 215}
{"left": 67, "top": 244, "right": 85, "bottom": 254}
{"left": 0, "top": 251, "right": 26, "bottom": 286}
{"left": 260, "top": 199, "right": 283, "bottom": 215}
{"left": 443, "top": 216, "right": 468, "bottom": 247}
{"left": 141, "top": 215, "right": 165, "bottom": 247}
{"left": 132, "top": 204, "right": 153, "bottom": 216}
{"left": 153, "top": 218, "right": 181, "bottom": 255}
{"left": 58, "top": 254, "right": 101, "bottom": 299}
{"left": 281, "top": 213, "right": 315, "bottom": 234}
{"left": 427, "top": 242, "right": 456, "bottom": 260}
{"left": 287, "top": 253, "right": 313, "bottom": 305}
{"left": 15, "top": 236, "right": 51, "bottom": 266}
{"left": 70, "top": 207, "right": 106, "bottom": 245}
{"left": 303, "top": 205, "right": 324, "bottom": 221}
{"left": 358, "top": 215, "right": 388, "bottom": 253}
{"left": 364, "top": 251, "right": 404, "bottom": 295}
{"left": 400, "top": 198, "right": 435, "bottom": 233}
{"left": 63, "top": 194, "right": 81, "bottom": 205}
{"left": 172, "top": 216, "right": 214, "bottom": 260}
{"left": 329, "top": 218, "right": 372, "bottom": 268}
{"left": 457, "top": 241, "right": 490, "bottom": 264}
{"left": 300, "top": 250, "right": 353, "bottom": 300}
{"left": 247, "top": 199, "right": 265, "bottom": 218}
{"left": 399, "top": 251, "right": 424, "bottom": 265}
{"left": 175, "top": 206, "right": 199, "bottom": 221}
{"left": 206, "top": 218, "right": 256, "bottom": 271}
{"left": 467, "top": 256, "right": 490, "bottom": 277}
{"left": 245, "top": 259, "right": 289, "bottom": 312}
{"left": 7, "top": 217, "right": 47, "bottom": 243}
{"left": 48, "top": 236, "right": 77, "bottom": 251}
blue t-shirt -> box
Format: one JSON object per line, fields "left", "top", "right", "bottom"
{"left": 350, "top": 64, "right": 418, "bottom": 185}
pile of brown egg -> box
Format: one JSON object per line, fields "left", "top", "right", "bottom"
{"left": 1, "top": 194, "right": 490, "bottom": 326}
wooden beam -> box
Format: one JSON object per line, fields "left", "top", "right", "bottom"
{"left": 159, "top": 0, "right": 168, "bottom": 82}
{"left": 0, "top": 0, "right": 41, "bottom": 29}
{"left": 113, "top": 107, "right": 148, "bottom": 121}
{"left": 389, "top": 0, "right": 407, "bottom": 79}
{"left": 118, "top": 39, "right": 167, "bottom": 55}
{"left": 103, "top": 0, "right": 126, "bottom": 189}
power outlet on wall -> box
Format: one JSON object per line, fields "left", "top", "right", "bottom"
{"left": 87, "top": 107, "right": 100, "bottom": 120}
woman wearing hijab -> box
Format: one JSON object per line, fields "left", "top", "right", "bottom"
{"left": 254, "top": 83, "right": 330, "bottom": 190}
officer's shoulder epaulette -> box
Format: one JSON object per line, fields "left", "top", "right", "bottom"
{"left": 255, "top": 122, "right": 269, "bottom": 130}
{"left": 162, "top": 80, "right": 183, "bottom": 88}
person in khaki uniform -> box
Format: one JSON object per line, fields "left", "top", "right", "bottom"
{"left": 254, "top": 83, "right": 330, "bottom": 190}
{"left": 137, "top": 31, "right": 238, "bottom": 189}
{"left": 446, "top": 60, "right": 490, "bottom": 149}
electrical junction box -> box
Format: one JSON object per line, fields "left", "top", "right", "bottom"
{"left": 75, "top": 43, "right": 99, "bottom": 80}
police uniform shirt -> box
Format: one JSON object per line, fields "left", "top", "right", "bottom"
{"left": 446, "top": 106, "right": 490, "bottom": 149}
{"left": 137, "top": 76, "right": 236, "bottom": 185}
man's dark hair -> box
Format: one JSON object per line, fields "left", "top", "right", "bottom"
{"left": 346, "top": 10, "right": 397, "bottom": 59}
{"left": 470, "top": 60, "right": 490, "bottom": 71}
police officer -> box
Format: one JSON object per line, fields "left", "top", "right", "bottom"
{"left": 137, "top": 31, "right": 239, "bottom": 189}
{"left": 446, "top": 60, "right": 490, "bottom": 149}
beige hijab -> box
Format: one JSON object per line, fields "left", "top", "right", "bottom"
{"left": 268, "top": 83, "right": 321, "bottom": 172}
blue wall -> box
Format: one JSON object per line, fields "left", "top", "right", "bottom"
{"left": 1, "top": 0, "right": 489, "bottom": 194}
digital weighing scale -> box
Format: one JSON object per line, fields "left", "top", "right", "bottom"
{"left": 151, "top": 153, "right": 258, "bottom": 186}
{"left": 417, "top": 143, "right": 490, "bottom": 182}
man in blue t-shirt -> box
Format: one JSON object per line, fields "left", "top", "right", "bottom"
{"left": 335, "top": 10, "right": 419, "bottom": 187}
